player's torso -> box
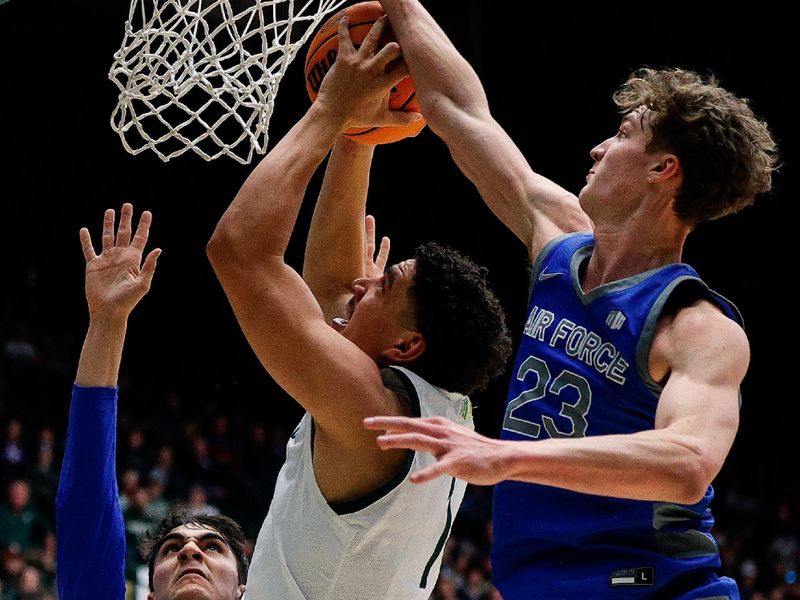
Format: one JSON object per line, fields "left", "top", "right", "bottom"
{"left": 492, "top": 233, "right": 739, "bottom": 599}
{"left": 503, "top": 233, "right": 676, "bottom": 442}
{"left": 245, "top": 367, "right": 473, "bottom": 600}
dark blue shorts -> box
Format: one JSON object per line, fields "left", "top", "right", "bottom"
{"left": 672, "top": 576, "right": 739, "bottom": 600}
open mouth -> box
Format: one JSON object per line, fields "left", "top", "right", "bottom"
{"left": 332, "top": 295, "right": 356, "bottom": 329}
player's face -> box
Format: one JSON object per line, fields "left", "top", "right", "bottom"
{"left": 341, "top": 259, "right": 418, "bottom": 357}
{"left": 149, "top": 524, "right": 244, "bottom": 600}
{"left": 579, "top": 107, "right": 658, "bottom": 222}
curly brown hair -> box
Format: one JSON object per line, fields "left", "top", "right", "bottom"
{"left": 139, "top": 505, "right": 248, "bottom": 591}
{"left": 613, "top": 67, "right": 778, "bottom": 225}
{"left": 407, "top": 243, "right": 512, "bottom": 396}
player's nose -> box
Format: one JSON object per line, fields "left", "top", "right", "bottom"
{"left": 177, "top": 540, "right": 204, "bottom": 562}
{"left": 590, "top": 140, "right": 607, "bottom": 162}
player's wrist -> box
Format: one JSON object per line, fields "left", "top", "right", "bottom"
{"left": 336, "top": 135, "right": 377, "bottom": 152}
{"left": 496, "top": 439, "right": 543, "bottom": 483}
{"left": 310, "top": 96, "right": 351, "bottom": 133}
{"left": 87, "top": 311, "right": 129, "bottom": 333}
{"left": 493, "top": 440, "right": 519, "bottom": 482}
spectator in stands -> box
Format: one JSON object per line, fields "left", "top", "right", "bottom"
{"left": 0, "top": 482, "right": 46, "bottom": 554}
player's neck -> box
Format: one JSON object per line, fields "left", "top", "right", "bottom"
{"left": 582, "top": 226, "right": 687, "bottom": 292}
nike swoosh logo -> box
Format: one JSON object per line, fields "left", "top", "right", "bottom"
{"left": 538, "top": 268, "right": 563, "bottom": 282}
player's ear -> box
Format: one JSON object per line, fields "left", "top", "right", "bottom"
{"left": 647, "top": 153, "right": 681, "bottom": 183}
{"left": 380, "top": 331, "right": 425, "bottom": 365}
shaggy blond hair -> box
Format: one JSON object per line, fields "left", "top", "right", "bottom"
{"left": 614, "top": 68, "right": 778, "bottom": 225}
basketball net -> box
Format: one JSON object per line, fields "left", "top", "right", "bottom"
{"left": 109, "top": 0, "right": 347, "bottom": 163}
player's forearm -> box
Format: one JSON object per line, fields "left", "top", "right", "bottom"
{"left": 74, "top": 317, "right": 127, "bottom": 387}
{"left": 378, "top": 0, "right": 489, "bottom": 124}
{"left": 303, "top": 138, "right": 375, "bottom": 313}
{"left": 502, "top": 429, "right": 715, "bottom": 504}
{"left": 381, "top": 0, "right": 532, "bottom": 238}
{"left": 209, "top": 102, "right": 346, "bottom": 264}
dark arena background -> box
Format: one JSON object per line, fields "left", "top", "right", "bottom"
{"left": 0, "top": 1, "right": 795, "bottom": 598}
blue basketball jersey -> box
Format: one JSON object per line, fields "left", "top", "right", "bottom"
{"left": 491, "top": 233, "right": 742, "bottom": 599}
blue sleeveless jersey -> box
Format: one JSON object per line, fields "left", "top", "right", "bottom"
{"left": 491, "top": 233, "right": 742, "bottom": 599}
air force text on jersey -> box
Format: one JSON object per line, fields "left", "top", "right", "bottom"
{"left": 523, "top": 305, "right": 629, "bottom": 385}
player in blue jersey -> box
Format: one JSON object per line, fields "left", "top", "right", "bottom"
{"left": 56, "top": 203, "right": 248, "bottom": 600}
{"left": 365, "top": 2, "right": 778, "bottom": 599}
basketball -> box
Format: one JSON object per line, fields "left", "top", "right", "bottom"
{"left": 304, "top": 1, "right": 426, "bottom": 144}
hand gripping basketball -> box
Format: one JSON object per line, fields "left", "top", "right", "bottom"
{"left": 305, "top": 1, "right": 426, "bottom": 144}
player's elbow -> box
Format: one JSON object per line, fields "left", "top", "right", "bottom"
{"left": 422, "top": 93, "right": 489, "bottom": 139}
{"left": 674, "top": 450, "right": 719, "bottom": 504}
{"left": 417, "top": 93, "right": 450, "bottom": 127}
{"left": 207, "top": 219, "right": 237, "bottom": 271}
{"left": 207, "top": 208, "right": 264, "bottom": 270}
{"left": 207, "top": 220, "right": 262, "bottom": 280}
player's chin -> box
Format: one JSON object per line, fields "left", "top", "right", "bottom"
{"left": 172, "top": 581, "right": 214, "bottom": 600}
{"left": 577, "top": 186, "right": 593, "bottom": 209}
{"left": 173, "top": 590, "right": 215, "bottom": 600}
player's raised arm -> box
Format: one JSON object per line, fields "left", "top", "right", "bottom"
{"left": 302, "top": 137, "right": 392, "bottom": 325}
{"left": 74, "top": 206, "right": 160, "bottom": 387}
{"left": 377, "top": 0, "right": 591, "bottom": 257}
{"left": 207, "top": 18, "right": 416, "bottom": 440}
{"left": 57, "top": 204, "right": 160, "bottom": 600}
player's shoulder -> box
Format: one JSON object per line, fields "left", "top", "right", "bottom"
{"left": 652, "top": 298, "right": 749, "bottom": 377}
{"left": 661, "top": 298, "right": 745, "bottom": 341}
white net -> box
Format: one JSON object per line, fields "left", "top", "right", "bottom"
{"left": 109, "top": 0, "right": 347, "bottom": 163}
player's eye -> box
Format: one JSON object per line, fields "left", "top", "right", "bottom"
{"left": 162, "top": 543, "right": 180, "bottom": 553}
{"left": 205, "top": 542, "right": 221, "bottom": 552}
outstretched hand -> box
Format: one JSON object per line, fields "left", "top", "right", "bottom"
{"left": 80, "top": 203, "right": 161, "bottom": 321}
{"left": 317, "top": 15, "right": 422, "bottom": 130}
{"left": 364, "top": 214, "right": 390, "bottom": 279}
{"left": 364, "top": 416, "right": 511, "bottom": 485}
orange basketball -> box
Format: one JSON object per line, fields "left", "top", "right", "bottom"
{"left": 304, "top": 1, "right": 426, "bottom": 145}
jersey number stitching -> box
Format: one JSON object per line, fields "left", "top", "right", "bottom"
{"left": 503, "top": 355, "right": 592, "bottom": 439}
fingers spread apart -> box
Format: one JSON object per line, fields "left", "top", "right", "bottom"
{"left": 131, "top": 210, "right": 153, "bottom": 252}
{"left": 359, "top": 15, "right": 388, "bottom": 57}
{"left": 337, "top": 16, "right": 356, "bottom": 55}
{"left": 372, "top": 42, "right": 403, "bottom": 74}
{"left": 364, "top": 416, "right": 450, "bottom": 435}
{"left": 102, "top": 209, "right": 115, "bottom": 252}
{"left": 116, "top": 202, "right": 134, "bottom": 247}
{"left": 139, "top": 248, "right": 162, "bottom": 288}
{"left": 79, "top": 228, "right": 96, "bottom": 263}
{"left": 376, "top": 432, "right": 445, "bottom": 455}
{"left": 83, "top": 204, "right": 154, "bottom": 259}
{"left": 375, "top": 236, "right": 390, "bottom": 272}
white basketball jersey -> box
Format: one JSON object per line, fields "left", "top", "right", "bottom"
{"left": 244, "top": 366, "right": 474, "bottom": 600}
